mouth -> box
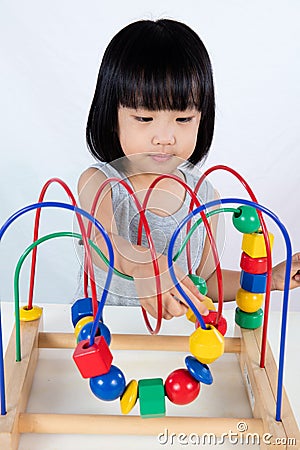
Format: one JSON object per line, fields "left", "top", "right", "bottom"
{"left": 149, "top": 154, "right": 173, "bottom": 162}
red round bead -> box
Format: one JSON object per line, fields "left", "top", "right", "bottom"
{"left": 165, "top": 368, "right": 200, "bottom": 405}
{"left": 195, "top": 311, "right": 227, "bottom": 336}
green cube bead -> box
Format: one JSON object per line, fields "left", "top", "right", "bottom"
{"left": 138, "top": 378, "right": 166, "bottom": 418}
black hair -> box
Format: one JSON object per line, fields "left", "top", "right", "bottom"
{"left": 86, "top": 19, "right": 215, "bottom": 165}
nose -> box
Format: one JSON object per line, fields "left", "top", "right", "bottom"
{"left": 152, "top": 127, "right": 175, "bottom": 146}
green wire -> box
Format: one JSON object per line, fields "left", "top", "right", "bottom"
{"left": 14, "top": 207, "right": 239, "bottom": 360}
{"left": 14, "top": 231, "right": 132, "bottom": 361}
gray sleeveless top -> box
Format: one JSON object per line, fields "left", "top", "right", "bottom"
{"left": 74, "top": 162, "right": 215, "bottom": 306}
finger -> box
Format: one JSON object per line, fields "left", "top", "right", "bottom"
{"left": 139, "top": 298, "right": 159, "bottom": 319}
{"left": 163, "top": 311, "right": 174, "bottom": 320}
{"left": 164, "top": 294, "right": 188, "bottom": 318}
{"left": 181, "top": 275, "right": 207, "bottom": 301}
{"left": 140, "top": 296, "right": 175, "bottom": 320}
{"left": 173, "top": 285, "right": 209, "bottom": 316}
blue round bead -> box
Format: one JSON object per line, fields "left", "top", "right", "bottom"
{"left": 77, "top": 322, "right": 100, "bottom": 342}
{"left": 99, "top": 322, "right": 111, "bottom": 346}
{"left": 185, "top": 355, "right": 213, "bottom": 385}
{"left": 89, "top": 365, "right": 126, "bottom": 401}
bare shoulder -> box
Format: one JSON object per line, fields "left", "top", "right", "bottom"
{"left": 77, "top": 166, "right": 116, "bottom": 233}
{"left": 77, "top": 166, "right": 113, "bottom": 212}
{"left": 77, "top": 167, "right": 107, "bottom": 195}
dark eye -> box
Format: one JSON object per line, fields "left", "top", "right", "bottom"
{"left": 135, "top": 116, "right": 153, "bottom": 122}
{"left": 176, "top": 117, "right": 193, "bottom": 123}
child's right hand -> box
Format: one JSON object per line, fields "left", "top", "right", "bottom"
{"left": 132, "top": 255, "right": 209, "bottom": 320}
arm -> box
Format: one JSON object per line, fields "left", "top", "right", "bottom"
{"left": 78, "top": 167, "right": 209, "bottom": 320}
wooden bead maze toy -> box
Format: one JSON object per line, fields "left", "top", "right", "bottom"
{"left": 0, "top": 165, "right": 299, "bottom": 449}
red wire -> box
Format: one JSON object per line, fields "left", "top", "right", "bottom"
{"left": 27, "top": 178, "right": 98, "bottom": 316}
{"left": 136, "top": 173, "right": 223, "bottom": 321}
{"left": 193, "top": 165, "right": 272, "bottom": 367}
{"left": 85, "top": 177, "right": 162, "bottom": 335}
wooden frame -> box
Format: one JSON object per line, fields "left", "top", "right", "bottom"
{"left": 0, "top": 314, "right": 299, "bottom": 450}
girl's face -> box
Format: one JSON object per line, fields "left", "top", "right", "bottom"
{"left": 117, "top": 106, "right": 201, "bottom": 174}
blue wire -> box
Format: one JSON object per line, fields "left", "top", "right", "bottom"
{"left": 168, "top": 197, "right": 292, "bottom": 421}
{"left": 0, "top": 305, "right": 6, "bottom": 415}
{"left": 0, "top": 201, "right": 114, "bottom": 416}
{"left": 0, "top": 198, "right": 292, "bottom": 421}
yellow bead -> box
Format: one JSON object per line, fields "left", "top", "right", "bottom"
{"left": 186, "top": 296, "right": 216, "bottom": 323}
{"left": 120, "top": 379, "right": 138, "bottom": 414}
{"left": 236, "top": 288, "right": 264, "bottom": 313}
{"left": 19, "top": 305, "right": 43, "bottom": 322}
{"left": 189, "top": 325, "right": 224, "bottom": 364}
{"left": 202, "top": 296, "right": 216, "bottom": 311}
{"left": 242, "top": 231, "right": 274, "bottom": 258}
{"left": 74, "top": 315, "right": 94, "bottom": 338}
{"left": 186, "top": 308, "right": 197, "bottom": 323}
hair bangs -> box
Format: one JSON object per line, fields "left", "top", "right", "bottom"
{"left": 119, "top": 70, "right": 202, "bottom": 111}
{"left": 117, "top": 36, "right": 203, "bottom": 111}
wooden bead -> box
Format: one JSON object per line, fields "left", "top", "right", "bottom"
{"left": 235, "top": 307, "right": 264, "bottom": 329}
{"left": 240, "top": 270, "right": 267, "bottom": 293}
{"left": 120, "top": 380, "right": 138, "bottom": 414}
{"left": 73, "top": 336, "right": 113, "bottom": 379}
{"left": 165, "top": 369, "right": 200, "bottom": 405}
{"left": 188, "top": 274, "right": 208, "bottom": 295}
{"left": 242, "top": 231, "right": 274, "bottom": 258}
{"left": 196, "top": 311, "right": 227, "bottom": 336}
{"left": 186, "top": 308, "right": 197, "bottom": 323}
{"left": 189, "top": 325, "right": 224, "bottom": 364}
{"left": 98, "top": 322, "right": 112, "bottom": 346}
{"left": 90, "top": 365, "right": 126, "bottom": 401}
{"left": 19, "top": 305, "right": 42, "bottom": 322}
{"left": 236, "top": 288, "right": 264, "bottom": 313}
{"left": 77, "top": 322, "right": 97, "bottom": 343}
{"left": 202, "top": 296, "right": 216, "bottom": 311}
{"left": 71, "top": 297, "right": 97, "bottom": 327}
{"left": 240, "top": 252, "right": 268, "bottom": 274}
{"left": 74, "top": 316, "right": 94, "bottom": 339}
{"left": 232, "top": 205, "right": 260, "bottom": 234}
{"left": 138, "top": 378, "right": 165, "bottom": 418}
{"left": 186, "top": 296, "right": 215, "bottom": 323}
{"left": 185, "top": 356, "right": 213, "bottom": 385}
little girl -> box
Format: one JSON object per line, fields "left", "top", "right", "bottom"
{"left": 76, "top": 19, "right": 300, "bottom": 320}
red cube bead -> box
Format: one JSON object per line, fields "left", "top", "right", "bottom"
{"left": 73, "top": 336, "right": 113, "bottom": 379}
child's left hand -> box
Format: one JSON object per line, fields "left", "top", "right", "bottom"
{"left": 271, "top": 252, "right": 300, "bottom": 291}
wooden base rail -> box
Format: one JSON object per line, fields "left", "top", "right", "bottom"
{"left": 38, "top": 332, "right": 241, "bottom": 353}
{"left": 18, "top": 413, "right": 264, "bottom": 435}
{"left": 0, "top": 316, "right": 299, "bottom": 450}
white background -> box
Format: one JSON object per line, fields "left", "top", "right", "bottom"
{"left": 0, "top": 1, "right": 299, "bottom": 310}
